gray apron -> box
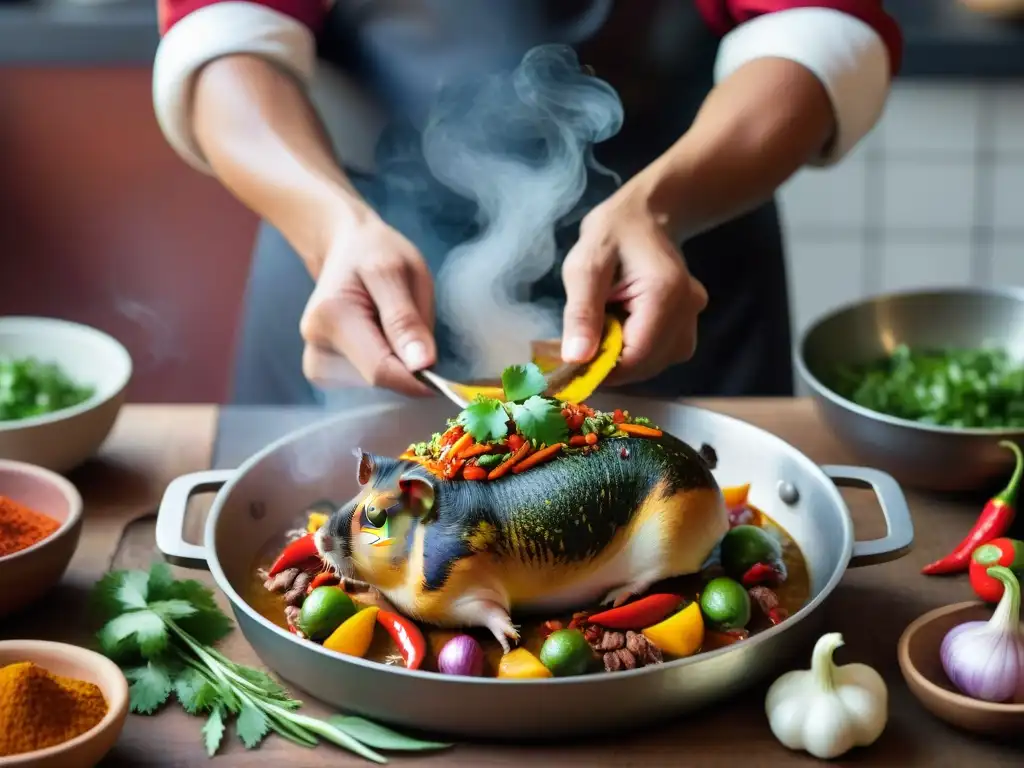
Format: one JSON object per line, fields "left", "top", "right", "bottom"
{"left": 231, "top": 0, "right": 794, "bottom": 406}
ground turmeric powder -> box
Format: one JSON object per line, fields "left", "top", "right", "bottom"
{"left": 0, "top": 495, "right": 60, "bottom": 557}
{"left": 0, "top": 661, "right": 108, "bottom": 756}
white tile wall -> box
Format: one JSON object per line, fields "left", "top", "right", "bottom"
{"left": 880, "top": 238, "right": 974, "bottom": 292}
{"left": 990, "top": 238, "right": 1024, "bottom": 286}
{"left": 880, "top": 162, "right": 977, "bottom": 231}
{"left": 877, "top": 82, "right": 980, "bottom": 157}
{"left": 782, "top": 79, "right": 1024, "bottom": 344}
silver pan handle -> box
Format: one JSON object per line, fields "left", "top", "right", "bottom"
{"left": 822, "top": 465, "right": 915, "bottom": 567}
{"left": 155, "top": 470, "right": 234, "bottom": 570}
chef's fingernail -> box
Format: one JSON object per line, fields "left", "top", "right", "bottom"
{"left": 562, "top": 336, "right": 591, "bottom": 362}
{"left": 402, "top": 341, "right": 430, "bottom": 370}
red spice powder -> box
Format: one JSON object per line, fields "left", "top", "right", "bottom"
{"left": 0, "top": 496, "right": 60, "bottom": 557}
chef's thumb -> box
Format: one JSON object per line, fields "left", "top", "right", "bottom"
{"left": 560, "top": 240, "right": 616, "bottom": 363}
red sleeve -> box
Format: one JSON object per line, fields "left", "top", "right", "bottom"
{"left": 695, "top": 0, "right": 903, "bottom": 75}
{"left": 158, "top": 0, "right": 329, "bottom": 36}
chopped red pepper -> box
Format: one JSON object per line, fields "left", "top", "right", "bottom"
{"left": 377, "top": 610, "right": 426, "bottom": 671}
{"left": 612, "top": 409, "right": 625, "bottom": 424}
{"left": 741, "top": 561, "right": 786, "bottom": 588}
{"left": 462, "top": 465, "right": 487, "bottom": 481}
{"left": 268, "top": 533, "right": 320, "bottom": 576}
{"left": 507, "top": 434, "right": 525, "bottom": 452}
{"left": 306, "top": 571, "right": 340, "bottom": 594}
{"left": 922, "top": 440, "right": 1023, "bottom": 575}
{"left": 969, "top": 537, "right": 1024, "bottom": 603}
{"left": 586, "top": 593, "right": 684, "bottom": 630}
{"left": 540, "top": 619, "right": 564, "bottom": 639}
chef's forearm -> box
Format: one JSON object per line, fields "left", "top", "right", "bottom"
{"left": 639, "top": 57, "right": 835, "bottom": 240}
{"left": 192, "top": 55, "right": 372, "bottom": 276}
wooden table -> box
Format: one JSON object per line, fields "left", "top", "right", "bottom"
{"left": 8, "top": 400, "right": 1024, "bottom": 766}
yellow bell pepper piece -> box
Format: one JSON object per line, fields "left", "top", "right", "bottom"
{"left": 497, "top": 648, "right": 553, "bottom": 679}
{"left": 722, "top": 483, "right": 750, "bottom": 509}
{"left": 307, "top": 512, "right": 329, "bottom": 533}
{"left": 324, "top": 606, "right": 379, "bottom": 657}
{"left": 642, "top": 601, "right": 704, "bottom": 658}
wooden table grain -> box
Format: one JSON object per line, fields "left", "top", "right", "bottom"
{"left": 8, "top": 401, "right": 1024, "bottom": 767}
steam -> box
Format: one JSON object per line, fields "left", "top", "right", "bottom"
{"left": 420, "top": 44, "right": 624, "bottom": 379}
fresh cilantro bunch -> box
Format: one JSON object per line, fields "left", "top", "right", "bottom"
{"left": 91, "top": 563, "right": 449, "bottom": 762}
{"left": 457, "top": 363, "right": 568, "bottom": 447}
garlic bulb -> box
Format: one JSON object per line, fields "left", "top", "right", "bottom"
{"left": 765, "top": 632, "right": 888, "bottom": 760}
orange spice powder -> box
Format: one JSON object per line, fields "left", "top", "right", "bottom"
{"left": 0, "top": 495, "right": 60, "bottom": 557}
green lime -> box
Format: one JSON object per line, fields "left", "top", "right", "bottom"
{"left": 700, "top": 577, "right": 751, "bottom": 629}
{"left": 719, "top": 525, "right": 782, "bottom": 578}
{"left": 298, "top": 586, "right": 357, "bottom": 640}
{"left": 539, "top": 629, "right": 594, "bottom": 677}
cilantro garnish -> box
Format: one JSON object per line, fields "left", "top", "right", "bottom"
{"left": 91, "top": 563, "right": 450, "bottom": 761}
{"left": 457, "top": 397, "right": 509, "bottom": 442}
{"left": 509, "top": 396, "right": 569, "bottom": 447}
{"left": 500, "top": 363, "right": 547, "bottom": 403}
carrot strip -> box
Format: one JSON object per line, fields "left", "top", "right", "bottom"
{"left": 488, "top": 442, "right": 531, "bottom": 480}
{"left": 444, "top": 458, "right": 466, "bottom": 480}
{"left": 618, "top": 423, "right": 663, "bottom": 438}
{"left": 449, "top": 432, "right": 473, "bottom": 459}
{"left": 512, "top": 443, "right": 565, "bottom": 474}
{"left": 460, "top": 443, "right": 500, "bottom": 459}
{"left": 585, "top": 432, "right": 598, "bottom": 445}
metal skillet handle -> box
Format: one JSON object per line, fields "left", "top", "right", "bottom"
{"left": 155, "top": 470, "right": 234, "bottom": 570}
{"left": 822, "top": 465, "right": 915, "bottom": 568}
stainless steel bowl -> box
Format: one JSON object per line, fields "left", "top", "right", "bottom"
{"left": 155, "top": 395, "right": 912, "bottom": 740}
{"left": 795, "top": 285, "right": 1024, "bottom": 492}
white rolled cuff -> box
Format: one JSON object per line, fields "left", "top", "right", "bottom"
{"left": 152, "top": 2, "right": 317, "bottom": 174}
{"left": 713, "top": 7, "right": 891, "bottom": 166}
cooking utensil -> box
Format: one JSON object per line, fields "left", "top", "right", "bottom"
{"left": 795, "top": 285, "right": 1024, "bottom": 492}
{"left": 0, "top": 316, "right": 132, "bottom": 473}
{"left": 415, "top": 339, "right": 586, "bottom": 409}
{"left": 0, "top": 640, "right": 128, "bottom": 768}
{"left": 0, "top": 459, "right": 83, "bottom": 619}
{"left": 898, "top": 601, "right": 1024, "bottom": 737}
{"left": 155, "top": 396, "right": 912, "bottom": 739}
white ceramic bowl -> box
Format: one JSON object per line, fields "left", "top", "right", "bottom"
{"left": 0, "top": 317, "right": 132, "bottom": 473}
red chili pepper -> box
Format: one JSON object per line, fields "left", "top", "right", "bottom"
{"left": 741, "top": 562, "right": 784, "bottom": 587}
{"left": 268, "top": 533, "right": 320, "bottom": 576}
{"left": 462, "top": 465, "right": 487, "bottom": 481}
{"left": 969, "top": 537, "right": 1024, "bottom": 603}
{"left": 586, "top": 594, "right": 684, "bottom": 629}
{"left": 306, "top": 571, "right": 339, "bottom": 594}
{"left": 921, "top": 440, "right": 1023, "bottom": 575}
{"left": 377, "top": 610, "right": 426, "bottom": 671}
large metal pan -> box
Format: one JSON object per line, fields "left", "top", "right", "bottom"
{"left": 155, "top": 395, "right": 913, "bottom": 740}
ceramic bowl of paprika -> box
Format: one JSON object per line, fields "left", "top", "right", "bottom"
{"left": 0, "top": 460, "right": 84, "bottom": 619}
{"left": 0, "top": 640, "right": 129, "bottom": 768}
{"left": 897, "top": 601, "right": 1024, "bottom": 738}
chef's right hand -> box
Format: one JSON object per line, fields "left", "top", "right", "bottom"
{"left": 299, "top": 216, "right": 436, "bottom": 396}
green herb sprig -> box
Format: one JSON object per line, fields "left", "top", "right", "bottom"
{"left": 828, "top": 344, "right": 1024, "bottom": 429}
{"left": 0, "top": 356, "right": 94, "bottom": 422}
{"left": 91, "top": 563, "right": 450, "bottom": 762}
{"left": 456, "top": 363, "right": 568, "bottom": 447}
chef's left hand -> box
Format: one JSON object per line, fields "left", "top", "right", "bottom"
{"left": 560, "top": 184, "right": 708, "bottom": 385}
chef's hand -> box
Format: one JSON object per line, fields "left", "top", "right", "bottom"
{"left": 560, "top": 187, "right": 708, "bottom": 385}
{"left": 299, "top": 216, "right": 436, "bottom": 396}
